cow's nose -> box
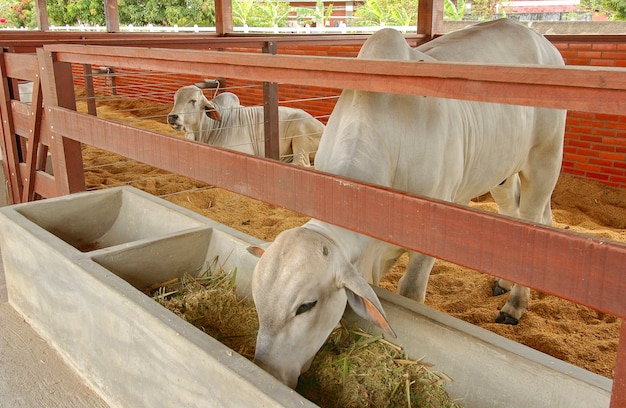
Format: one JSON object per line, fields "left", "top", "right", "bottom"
{"left": 167, "top": 114, "right": 177, "bottom": 124}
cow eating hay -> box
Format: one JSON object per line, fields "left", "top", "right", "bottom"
{"left": 248, "top": 18, "right": 567, "bottom": 388}
{"left": 150, "top": 268, "right": 460, "bottom": 407}
{"left": 167, "top": 86, "right": 325, "bottom": 167}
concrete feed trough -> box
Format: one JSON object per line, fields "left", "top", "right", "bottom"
{"left": 0, "top": 187, "right": 613, "bottom": 407}
{"left": 0, "top": 187, "right": 313, "bottom": 408}
{"left": 15, "top": 188, "right": 212, "bottom": 289}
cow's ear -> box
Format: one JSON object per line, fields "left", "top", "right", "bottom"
{"left": 204, "top": 105, "right": 221, "bottom": 121}
{"left": 201, "top": 95, "right": 221, "bottom": 121}
{"left": 341, "top": 267, "right": 396, "bottom": 338}
{"left": 247, "top": 246, "right": 265, "bottom": 257}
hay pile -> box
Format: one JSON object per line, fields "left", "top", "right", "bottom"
{"left": 149, "top": 268, "right": 258, "bottom": 359}
{"left": 149, "top": 265, "right": 461, "bottom": 408}
{"left": 297, "top": 326, "right": 461, "bottom": 408}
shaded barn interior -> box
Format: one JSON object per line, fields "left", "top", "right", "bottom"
{"left": 1, "top": 6, "right": 626, "bottom": 407}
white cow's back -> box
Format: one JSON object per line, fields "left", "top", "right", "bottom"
{"left": 417, "top": 19, "right": 563, "bottom": 65}
{"left": 315, "top": 18, "right": 564, "bottom": 205}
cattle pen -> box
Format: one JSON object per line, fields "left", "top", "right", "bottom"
{"left": 0, "top": 24, "right": 625, "bottom": 408}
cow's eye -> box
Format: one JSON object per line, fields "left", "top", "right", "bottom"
{"left": 296, "top": 301, "right": 317, "bottom": 316}
{"left": 189, "top": 99, "right": 196, "bottom": 105}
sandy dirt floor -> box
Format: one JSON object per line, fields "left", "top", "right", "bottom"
{"left": 81, "top": 96, "right": 625, "bottom": 380}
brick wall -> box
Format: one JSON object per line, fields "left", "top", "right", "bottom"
{"left": 551, "top": 38, "right": 626, "bottom": 187}
{"left": 75, "top": 38, "right": 626, "bottom": 189}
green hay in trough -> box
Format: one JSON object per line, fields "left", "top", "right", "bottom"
{"left": 149, "top": 267, "right": 462, "bottom": 408}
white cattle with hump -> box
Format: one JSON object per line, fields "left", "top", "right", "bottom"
{"left": 167, "top": 86, "right": 324, "bottom": 167}
{"left": 248, "top": 18, "right": 567, "bottom": 388}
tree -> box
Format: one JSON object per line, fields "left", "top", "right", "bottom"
{"left": 468, "top": 0, "right": 501, "bottom": 19}
{"left": 3, "top": 0, "right": 37, "bottom": 28}
{"left": 354, "top": 0, "right": 417, "bottom": 26}
{"left": 388, "top": 6, "right": 412, "bottom": 25}
{"left": 250, "top": 0, "right": 290, "bottom": 27}
{"left": 232, "top": 0, "right": 256, "bottom": 26}
{"left": 354, "top": 0, "right": 385, "bottom": 25}
{"left": 579, "top": 0, "right": 620, "bottom": 19}
{"left": 603, "top": 0, "right": 626, "bottom": 18}
{"left": 444, "top": 0, "right": 466, "bottom": 20}
{"left": 47, "top": 0, "right": 105, "bottom": 26}
{"left": 293, "top": 0, "right": 333, "bottom": 27}
{"left": 117, "top": 0, "right": 214, "bottom": 26}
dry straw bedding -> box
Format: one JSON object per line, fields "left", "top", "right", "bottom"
{"left": 81, "top": 95, "right": 625, "bottom": 383}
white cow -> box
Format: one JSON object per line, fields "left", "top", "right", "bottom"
{"left": 167, "top": 86, "right": 324, "bottom": 167}
{"left": 248, "top": 18, "right": 566, "bottom": 388}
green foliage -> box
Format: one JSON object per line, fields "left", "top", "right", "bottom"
{"left": 605, "top": 0, "right": 626, "bottom": 18}
{"left": 354, "top": 0, "right": 417, "bottom": 26}
{"left": 293, "top": 0, "right": 333, "bottom": 27}
{"left": 580, "top": 0, "right": 621, "bottom": 19}
{"left": 444, "top": 0, "right": 466, "bottom": 20}
{"left": 47, "top": 0, "right": 105, "bottom": 26}
{"left": 232, "top": 0, "right": 290, "bottom": 27}
{"left": 354, "top": 0, "right": 385, "bottom": 25}
{"left": 468, "top": 0, "right": 499, "bottom": 19}
{"left": 388, "top": 6, "right": 412, "bottom": 25}
{"left": 3, "top": 0, "right": 38, "bottom": 28}
{"left": 6, "top": 0, "right": 626, "bottom": 31}
{"left": 118, "top": 0, "right": 214, "bottom": 26}
{"left": 232, "top": 0, "right": 256, "bottom": 26}
{"left": 252, "top": 0, "right": 291, "bottom": 27}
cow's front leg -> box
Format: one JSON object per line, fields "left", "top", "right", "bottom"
{"left": 397, "top": 251, "right": 435, "bottom": 303}
{"left": 495, "top": 284, "right": 530, "bottom": 325}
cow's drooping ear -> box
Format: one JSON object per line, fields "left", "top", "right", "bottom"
{"left": 201, "top": 95, "right": 221, "bottom": 121}
{"left": 340, "top": 264, "right": 397, "bottom": 338}
{"left": 247, "top": 242, "right": 273, "bottom": 258}
{"left": 204, "top": 105, "right": 221, "bottom": 121}
{"left": 247, "top": 246, "right": 265, "bottom": 258}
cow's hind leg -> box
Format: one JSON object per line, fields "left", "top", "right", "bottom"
{"left": 489, "top": 175, "right": 520, "bottom": 297}
{"left": 286, "top": 120, "right": 318, "bottom": 167}
{"left": 493, "top": 116, "right": 564, "bottom": 325}
{"left": 289, "top": 137, "right": 312, "bottom": 167}
{"left": 397, "top": 251, "right": 435, "bottom": 303}
{"left": 292, "top": 141, "right": 311, "bottom": 167}
{"left": 495, "top": 175, "right": 555, "bottom": 324}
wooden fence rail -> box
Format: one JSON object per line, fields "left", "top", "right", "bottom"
{"left": 0, "top": 40, "right": 624, "bottom": 407}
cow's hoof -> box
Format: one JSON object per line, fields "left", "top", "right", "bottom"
{"left": 492, "top": 281, "right": 509, "bottom": 296}
{"left": 495, "top": 312, "right": 519, "bottom": 325}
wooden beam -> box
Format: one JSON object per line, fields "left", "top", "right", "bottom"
{"left": 0, "top": 33, "right": 395, "bottom": 54}
{"left": 4, "top": 53, "right": 38, "bottom": 81}
{"left": 35, "top": 0, "right": 49, "bottom": 31}
{"left": 36, "top": 48, "right": 86, "bottom": 197}
{"left": 45, "top": 44, "right": 626, "bottom": 115}
{"left": 104, "top": 0, "right": 120, "bottom": 33}
{"left": 21, "top": 73, "right": 43, "bottom": 202}
{"left": 0, "top": 51, "right": 22, "bottom": 203}
{"left": 82, "top": 64, "right": 98, "bottom": 116}
{"left": 612, "top": 321, "right": 626, "bottom": 408}
{"left": 262, "top": 41, "right": 279, "bottom": 161}
{"left": 417, "top": 0, "right": 444, "bottom": 38}
{"left": 215, "top": 0, "right": 233, "bottom": 35}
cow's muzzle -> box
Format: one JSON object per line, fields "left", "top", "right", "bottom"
{"left": 167, "top": 114, "right": 182, "bottom": 130}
